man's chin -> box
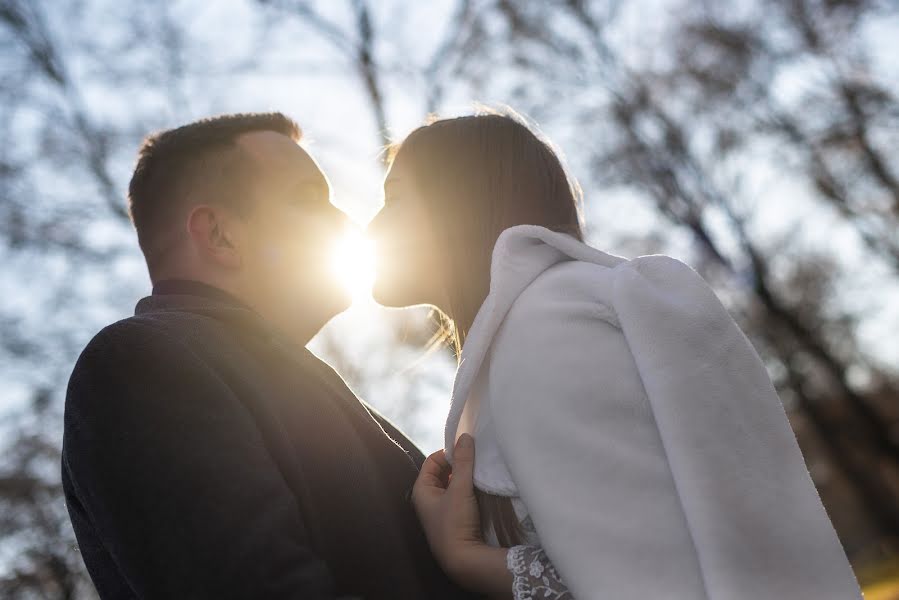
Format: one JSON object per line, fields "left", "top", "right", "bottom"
{"left": 335, "top": 292, "right": 354, "bottom": 314}
{"left": 287, "top": 287, "right": 353, "bottom": 332}
{"left": 371, "top": 282, "right": 398, "bottom": 308}
{"left": 371, "top": 282, "right": 417, "bottom": 310}
{"left": 325, "top": 287, "right": 354, "bottom": 317}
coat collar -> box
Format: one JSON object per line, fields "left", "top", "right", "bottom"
{"left": 134, "top": 279, "right": 305, "bottom": 356}
{"left": 151, "top": 278, "right": 250, "bottom": 307}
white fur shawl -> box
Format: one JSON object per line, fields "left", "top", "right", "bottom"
{"left": 444, "top": 225, "right": 860, "bottom": 599}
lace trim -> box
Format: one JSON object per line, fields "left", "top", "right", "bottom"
{"left": 507, "top": 545, "right": 572, "bottom": 599}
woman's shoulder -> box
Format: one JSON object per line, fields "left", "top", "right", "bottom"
{"left": 498, "top": 253, "right": 674, "bottom": 335}
{"left": 532, "top": 253, "right": 698, "bottom": 294}
{"left": 507, "top": 252, "right": 711, "bottom": 324}
{"left": 609, "top": 254, "right": 714, "bottom": 309}
{"left": 505, "top": 258, "right": 618, "bottom": 321}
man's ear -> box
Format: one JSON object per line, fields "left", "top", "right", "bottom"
{"left": 186, "top": 205, "right": 243, "bottom": 269}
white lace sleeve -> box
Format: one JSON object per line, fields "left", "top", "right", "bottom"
{"left": 507, "top": 545, "right": 572, "bottom": 599}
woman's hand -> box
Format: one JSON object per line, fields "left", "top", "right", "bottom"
{"left": 412, "top": 434, "right": 512, "bottom": 598}
{"left": 412, "top": 434, "right": 482, "bottom": 568}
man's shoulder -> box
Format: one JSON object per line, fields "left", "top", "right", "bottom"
{"left": 63, "top": 311, "right": 247, "bottom": 450}
{"left": 66, "top": 311, "right": 225, "bottom": 408}
{"left": 77, "top": 306, "right": 236, "bottom": 361}
{"left": 75, "top": 314, "right": 187, "bottom": 365}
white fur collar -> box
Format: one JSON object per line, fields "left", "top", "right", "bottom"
{"left": 443, "top": 225, "right": 625, "bottom": 481}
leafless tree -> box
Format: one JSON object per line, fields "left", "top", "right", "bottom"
{"left": 2, "top": 1, "right": 898, "bottom": 596}
{"left": 469, "top": 0, "right": 899, "bottom": 565}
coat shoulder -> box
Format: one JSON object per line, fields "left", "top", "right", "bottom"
{"left": 72, "top": 315, "right": 185, "bottom": 372}
{"left": 64, "top": 315, "right": 207, "bottom": 421}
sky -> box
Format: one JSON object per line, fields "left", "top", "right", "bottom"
{"left": 2, "top": 0, "right": 898, "bottom": 453}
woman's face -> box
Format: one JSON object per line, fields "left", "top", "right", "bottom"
{"left": 366, "top": 154, "right": 447, "bottom": 309}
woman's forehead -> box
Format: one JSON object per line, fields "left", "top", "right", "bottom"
{"left": 384, "top": 155, "right": 411, "bottom": 186}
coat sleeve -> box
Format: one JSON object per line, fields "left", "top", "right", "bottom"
{"left": 63, "top": 321, "right": 337, "bottom": 599}
{"left": 485, "top": 266, "right": 710, "bottom": 599}
{"left": 487, "top": 256, "right": 860, "bottom": 600}
{"left": 609, "top": 256, "right": 860, "bottom": 599}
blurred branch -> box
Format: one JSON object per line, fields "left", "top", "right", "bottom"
{"left": 486, "top": 0, "right": 899, "bottom": 546}
{"left": 0, "top": 0, "right": 129, "bottom": 221}
{"left": 259, "top": 0, "right": 391, "bottom": 148}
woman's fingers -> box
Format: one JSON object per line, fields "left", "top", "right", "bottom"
{"left": 429, "top": 448, "right": 450, "bottom": 470}
{"left": 411, "top": 435, "right": 490, "bottom": 590}
{"left": 447, "top": 434, "right": 475, "bottom": 497}
{"left": 416, "top": 449, "right": 451, "bottom": 491}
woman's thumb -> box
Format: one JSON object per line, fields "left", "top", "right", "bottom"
{"left": 449, "top": 434, "right": 475, "bottom": 493}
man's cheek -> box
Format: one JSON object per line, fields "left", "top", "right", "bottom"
{"left": 259, "top": 242, "right": 285, "bottom": 268}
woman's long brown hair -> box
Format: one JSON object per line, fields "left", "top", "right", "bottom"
{"left": 390, "top": 109, "right": 585, "bottom": 546}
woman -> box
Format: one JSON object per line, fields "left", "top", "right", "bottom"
{"left": 366, "top": 111, "right": 861, "bottom": 599}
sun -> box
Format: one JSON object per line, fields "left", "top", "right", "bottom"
{"left": 331, "top": 227, "right": 376, "bottom": 303}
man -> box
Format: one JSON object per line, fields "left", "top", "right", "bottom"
{"left": 62, "top": 112, "right": 478, "bottom": 599}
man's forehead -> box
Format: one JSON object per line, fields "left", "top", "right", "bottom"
{"left": 236, "top": 130, "right": 323, "bottom": 182}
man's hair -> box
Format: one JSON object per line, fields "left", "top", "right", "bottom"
{"left": 127, "top": 112, "right": 302, "bottom": 279}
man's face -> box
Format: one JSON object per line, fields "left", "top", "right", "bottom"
{"left": 234, "top": 131, "right": 351, "bottom": 341}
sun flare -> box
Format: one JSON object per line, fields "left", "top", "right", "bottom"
{"left": 331, "top": 228, "right": 376, "bottom": 303}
